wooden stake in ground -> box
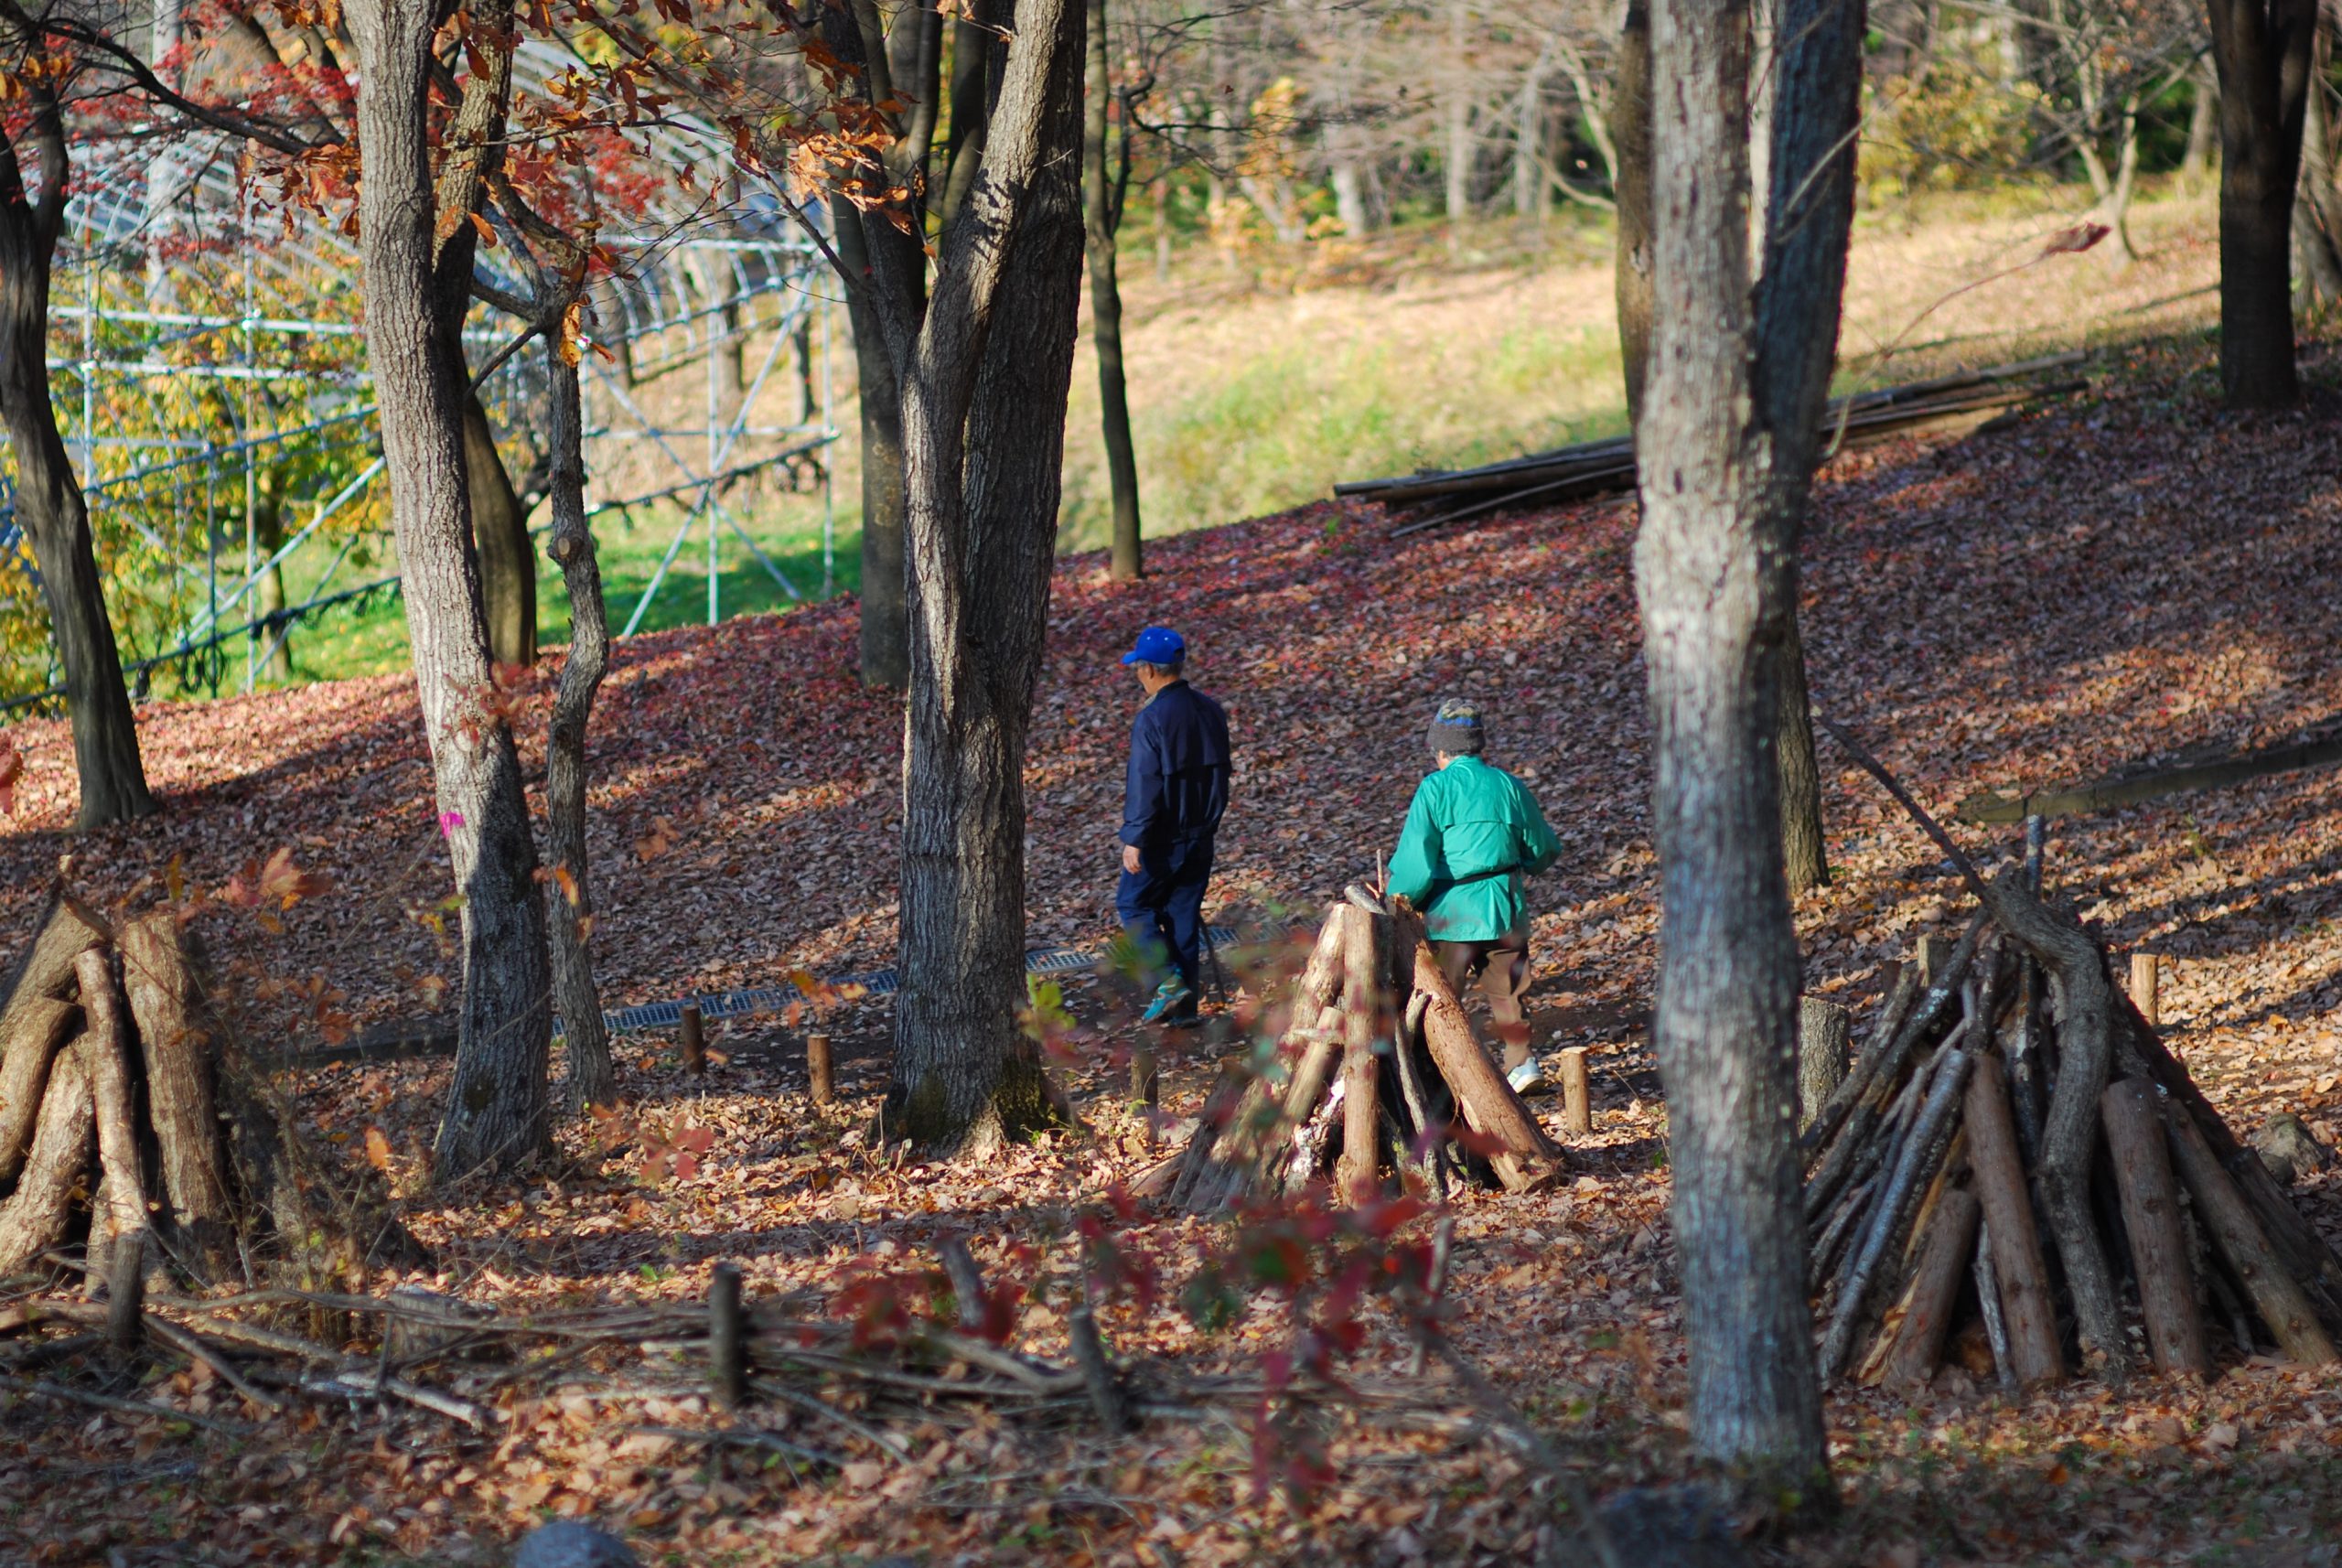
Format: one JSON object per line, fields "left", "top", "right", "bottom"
{"left": 807, "top": 1033, "right": 834, "bottom": 1106}
{"left": 1558, "top": 1047, "right": 1593, "bottom": 1135}
{"left": 1963, "top": 1053, "right": 2063, "bottom": 1385}
{"left": 1798, "top": 997, "right": 1851, "bottom": 1133}
{"left": 2100, "top": 1078, "right": 2208, "bottom": 1376}
{"left": 2129, "top": 953, "right": 2160, "bottom": 1026}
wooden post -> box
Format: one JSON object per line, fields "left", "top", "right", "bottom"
{"left": 708, "top": 1262, "right": 747, "bottom": 1407}
{"left": 2100, "top": 1079, "right": 2208, "bottom": 1377}
{"left": 1337, "top": 910, "right": 1384, "bottom": 1201}
{"left": 2129, "top": 953, "right": 2160, "bottom": 1026}
{"left": 1798, "top": 997, "right": 1852, "bottom": 1133}
{"left": 2165, "top": 1101, "right": 2339, "bottom": 1365}
{"left": 680, "top": 1004, "right": 705, "bottom": 1077}
{"left": 1557, "top": 1047, "right": 1592, "bottom": 1135}
{"left": 1881, "top": 1187, "right": 1980, "bottom": 1388}
{"left": 106, "top": 1228, "right": 147, "bottom": 1359}
{"left": 1963, "top": 1054, "right": 2065, "bottom": 1385}
{"left": 805, "top": 1032, "right": 833, "bottom": 1104}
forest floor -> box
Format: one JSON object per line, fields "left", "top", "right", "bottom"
{"left": 5, "top": 288, "right": 2342, "bottom": 1560}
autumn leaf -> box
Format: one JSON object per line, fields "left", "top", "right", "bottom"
{"left": 363, "top": 1127, "right": 392, "bottom": 1171}
{"left": 0, "top": 745, "right": 19, "bottom": 815}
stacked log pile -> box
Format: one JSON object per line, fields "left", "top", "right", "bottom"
{"left": 1801, "top": 879, "right": 2342, "bottom": 1389}
{"left": 0, "top": 885, "right": 401, "bottom": 1294}
{"left": 1335, "top": 352, "right": 2089, "bottom": 537}
{"left": 1157, "top": 892, "right": 1564, "bottom": 1210}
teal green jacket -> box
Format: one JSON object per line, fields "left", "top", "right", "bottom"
{"left": 1387, "top": 756, "right": 1562, "bottom": 942}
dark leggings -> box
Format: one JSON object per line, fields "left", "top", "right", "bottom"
{"left": 1434, "top": 933, "right": 1533, "bottom": 1071}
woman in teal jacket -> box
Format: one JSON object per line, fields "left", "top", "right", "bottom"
{"left": 1387, "top": 700, "right": 1562, "bottom": 1090}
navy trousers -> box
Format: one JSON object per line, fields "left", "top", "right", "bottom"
{"left": 1117, "top": 836, "right": 1215, "bottom": 998}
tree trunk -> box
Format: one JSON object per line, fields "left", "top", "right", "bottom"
{"left": 1514, "top": 48, "right": 1549, "bottom": 220}
{"left": 251, "top": 484, "right": 295, "bottom": 682}
{"left": 2100, "top": 1078, "right": 2209, "bottom": 1377}
{"left": 1083, "top": 0, "right": 1144, "bottom": 582}
{"left": 882, "top": 0, "right": 1088, "bottom": 1155}
{"left": 2183, "top": 58, "right": 2219, "bottom": 193}
{"left": 1609, "top": 0, "right": 1654, "bottom": 426}
{"left": 835, "top": 219, "right": 913, "bottom": 692}
{"left": 2293, "top": 32, "right": 2342, "bottom": 305}
{"left": 1797, "top": 996, "right": 1850, "bottom": 1132}
{"left": 347, "top": 0, "right": 553, "bottom": 1177}
{"left": 543, "top": 341, "right": 614, "bottom": 1112}
{"left": 462, "top": 392, "right": 538, "bottom": 670}
{"left": 1443, "top": 0, "right": 1473, "bottom": 238}
{"left": 2208, "top": 0, "right": 2316, "bottom": 408}
{"left": 0, "top": 95, "right": 155, "bottom": 829}
{"left": 1752, "top": 0, "right": 1864, "bottom": 900}
{"left": 1635, "top": 0, "right": 1828, "bottom": 1493}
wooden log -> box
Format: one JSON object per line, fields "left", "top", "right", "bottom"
{"left": 1881, "top": 1187, "right": 1981, "bottom": 1387}
{"left": 1798, "top": 998, "right": 1851, "bottom": 1133}
{"left": 2164, "top": 1101, "right": 2338, "bottom": 1365}
{"left": 118, "top": 913, "right": 232, "bottom": 1240}
{"left": 75, "top": 950, "right": 151, "bottom": 1283}
{"left": 1918, "top": 933, "right": 1957, "bottom": 985}
{"left": 2129, "top": 953, "right": 2160, "bottom": 1026}
{"left": 1295, "top": 904, "right": 1349, "bottom": 1010}
{"left": 1283, "top": 1076, "right": 1344, "bottom": 1194}
{"left": 1337, "top": 910, "right": 1385, "bottom": 1200}
{"left": 1166, "top": 1059, "right": 1250, "bottom": 1209}
{"left": 1964, "top": 1052, "right": 2063, "bottom": 1385}
{"left": 0, "top": 997, "right": 76, "bottom": 1186}
{"left": 1972, "top": 1221, "right": 2017, "bottom": 1392}
{"left": 2100, "top": 1079, "right": 2208, "bottom": 1377}
{"left": 1820, "top": 1038, "right": 1973, "bottom": 1381}
{"left": 1557, "top": 1047, "right": 1592, "bottom": 1135}
{"left": 1409, "top": 939, "right": 1562, "bottom": 1167}
{"left": 106, "top": 1230, "right": 147, "bottom": 1360}
{"left": 0, "top": 889, "right": 108, "bottom": 1017}
{"left": 0, "top": 1045, "right": 95, "bottom": 1273}
{"left": 1801, "top": 912, "right": 1986, "bottom": 1170}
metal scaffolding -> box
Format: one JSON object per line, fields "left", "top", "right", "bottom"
{"left": 2, "top": 50, "right": 839, "bottom": 713}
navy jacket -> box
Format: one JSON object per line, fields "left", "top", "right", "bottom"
{"left": 1120, "top": 682, "right": 1231, "bottom": 851}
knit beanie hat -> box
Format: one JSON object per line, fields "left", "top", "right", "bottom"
{"left": 1426, "top": 699, "right": 1485, "bottom": 757}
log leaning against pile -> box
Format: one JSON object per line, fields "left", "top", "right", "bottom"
{"left": 1157, "top": 891, "right": 1564, "bottom": 1212}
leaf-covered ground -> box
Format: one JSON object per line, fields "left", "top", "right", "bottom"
{"left": 4, "top": 322, "right": 2342, "bottom": 1565}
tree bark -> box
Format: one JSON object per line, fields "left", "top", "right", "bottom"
{"left": 2100, "top": 1078, "right": 2209, "bottom": 1377}
{"left": 1963, "top": 1052, "right": 2064, "bottom": 1385}
{"left": 1609, "top": 0, "right": 1654, "bottom": 426}
{"left": 0, "top": 82, "right": 154, "bottom": 829}
{"left": 347, "top": 0, "right": 552, "bottom": 1177}
{"left": 1797, "top": 996, "right": 1851, "bottom": 1133}
{"left": 118, "top": 912, "right": 231, "bottom": 1242}
{"left": 1635, "top": 0, "right": 1828, "bottom": 1492}
{"left": 543, "top": 341, "right": 614, "bottom": 1112}
{"left": 251, "top": 481, "right": 295, "bottom": 682}
{"left": 878, "top": 0, "right": 1089, "bottom": 1155}
{"left": 462, "top": 391, "right": 538, "bottom": 670}
{"left": 836, "top": 217, "right": 912, "bottom": 692}
{"left": 1751, "top": 0, "right": 1864, "bottom": 898}
{"left": 1083, "top": 0, "right": 1144, "bottom": 582}
{"left": 2208, "top": 0, "right": 2316, "bottom": 408}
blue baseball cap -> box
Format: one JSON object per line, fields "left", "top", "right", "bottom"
{"left": 1121, "top": 626, "right": 1186, "bottom": 666}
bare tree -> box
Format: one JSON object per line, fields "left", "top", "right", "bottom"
{"left": 2208, "top": 0, "right": 2316, "bottom": 407}
{"left": 0, "top": 2, "right": 156, "bottom": 829}
{"left": 1085, "top": 0, "right": 1145, "bottom": 581}
{"left": 1632, "top": 0, "right": 1865, "bottom": 1492}
{"left": 345, "top": 0, "right": 553, "bottom": 1176}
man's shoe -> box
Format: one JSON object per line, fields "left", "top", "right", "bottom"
{"left": 1507, "top": 1058, "right": 1551, "bottom": 1097}
{"left": 1140, "top": 979, "right": 1195, "bottom": 1025}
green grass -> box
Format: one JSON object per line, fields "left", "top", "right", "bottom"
{"left": 230, "top": 499, "right": 857, "bottom": 688}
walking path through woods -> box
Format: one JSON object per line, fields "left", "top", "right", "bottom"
{"left": 5, "top": 332, "right": 2342, "bottom": 1563}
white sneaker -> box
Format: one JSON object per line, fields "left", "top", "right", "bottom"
{"left": 1507, "top": 1059, "right": 1550, "bottom": 1096}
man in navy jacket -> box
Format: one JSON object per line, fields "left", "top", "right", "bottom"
{"left": 1116, "top": 626, "right": 1230, "bottom": 1025}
